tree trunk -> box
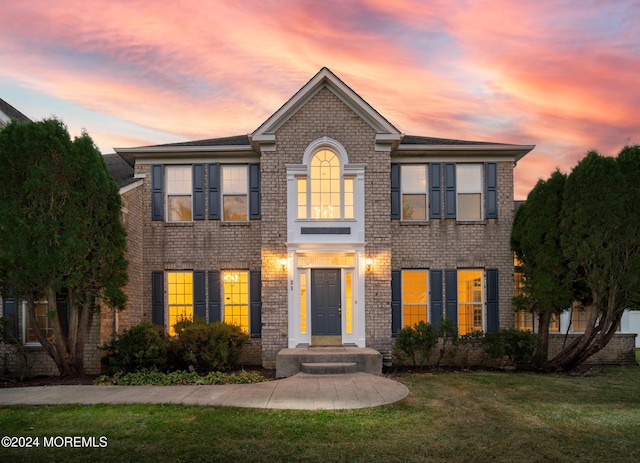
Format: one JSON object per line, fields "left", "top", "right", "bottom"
{"left": 537, "top": 311, "right": 552, "bottom": 359}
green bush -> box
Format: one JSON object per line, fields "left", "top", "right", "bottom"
{"left": 95, "top": 369, "right": 265, "bottom": 386}
{"left": 395, "top": 321, "right": 438, "bottom": 369}
{"left": 171, "top": 320, "right": 249, "bottom": 373}
{"left": 102, "top": 322, "right": 170, "bottom": 374}
{"left": 481, "top": 329, "right": 542, "bottom": 368}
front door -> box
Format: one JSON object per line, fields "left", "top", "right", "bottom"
{"left": 311, "top": 269, "right": 341, "bottom": 339}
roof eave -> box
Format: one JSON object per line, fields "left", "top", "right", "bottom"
{"left": 395, "top": 143, "right": 535, "bottom": 163}
{"left": 115, "top": 144, "right": 256, "bottom": 166}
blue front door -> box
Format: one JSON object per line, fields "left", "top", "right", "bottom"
{"left": 311, "top": 269, "right": 341, "bottom": 336}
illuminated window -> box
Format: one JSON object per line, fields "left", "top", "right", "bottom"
{"left": 457, "top": 164, "right": 482, "bottom": 221}
{"left": 571, "top": 303, "right": 596, "bottom": 332}
{"left": 300, "top": 273, "right": 307, "bottom": 334}
{"left": 458, "top": 269, "right": 483, "bottom": 334}
{"left": 222, "top": 166, "right": 248, "bottom": 221}
{"left": 166, "top": 166, "right": 192, "bottom": 222}
{"left": 167, "top": 272, "right": 193, "bottom": 335}
{"left": 24, "top": 299, "right": 54, "bottom": 344}
{"left": 514, "top": 267, "right": 534, "bottom": 331}
{"left": 297, "top": 149, "right": 354, "bottom": 220}
{"left": 401, "top": 165, "right": 427, "bottom": 220}
{"left": 345, "top": 271, "right": 354, "bottom": 334}
{"left": 223, "top": 271, "right": 249, "bottom": 333}
{"left": 402, "top": 270, "right": 428, "bottom": 327}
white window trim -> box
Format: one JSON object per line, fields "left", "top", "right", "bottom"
{"left": 456, "top": 164, "right": 484, "bottom": 221}
{"left": 400, "top": 165, "right": 428, "bottom": 221}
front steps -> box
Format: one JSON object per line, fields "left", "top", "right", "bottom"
{"left": 275, "top": 347, "right": 382, "bottom": 378}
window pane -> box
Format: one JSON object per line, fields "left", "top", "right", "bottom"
{"left": 458, "top": 270, "right": 483, "bottom": 335}
{"left": 167, "top": 272, "right": 193, "bottom": 336}
{"left": 223, "top": 195, "right": 248, "bottom": 221}
{"left": 300, "top": 273, "right": 307, "bottom": 334}
{"left": 402, "top": 194, "right": 427, "bottom": 220}
{"left": 310, "top": 149, "right": 341, "bottom": 219}
{"left": 402, "top": 271, "right": 428, "bottom": 327}
{"left": 223, "top": 271, "right": 249, "bottom": 333}
{"left": 458, "top": 193, "right": 481, "bottom": 221}
{"left": 168, "top": 196, "right": 192, "bottom": 221}
{"left": 26, "top": 301, "right": 53, "bottom": 343}
{"left": 402, "top": 165, "right": 427, "bottom": 192}
{"left": 166, "top": 166, "right": 192, "bottom": 194}
{"left": 345, "top": 272, "right": 353, "bottom": 334}
{"left": 297, "top": 177, "right": 307, "bottom": 219}
{"left": 456, "top": 164, "right": 482, "bottom": 193}
{"left": 222, "top": 166, "right": 247, "bottom": 194}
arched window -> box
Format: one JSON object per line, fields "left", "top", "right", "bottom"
{"left": 297, "top": 144, "right": 354, "bottom": 220}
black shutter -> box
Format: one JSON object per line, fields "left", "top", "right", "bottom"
{"left": 391, "top": 270, "right": 402, "bottom": 335}
{"left": 430, "top": 270, "right": 443, "bottom": 332}
{"left": 193, "top": 164, "right": 205, "bottom": 220}
{"left": 151, "top": 272, "right": 164, "bottom": 327}
{"left": 429, "top": 163, "right": 442, "bottom": 219}
{"left": 151, "top": 165, "right": 164, "bottom": 221}
{"left": 444, "top": 163, "right": 456, "bottom": 218}
{"left": 249, "top": 163, "right": 261, "bottom": 219}
{"left": 486, "top": 269, "right": 499, "bottom": 332}
{"left": 194, "top": 271, "right": 206, "bottom": 320}
{"left": 208, "top": 164, "right": 220, "bottom": 220}
{"left": 208, "top": 271, "right": 220, "bottom": 323}
{"left": 445, "top": 270, "right": 458, "bottom": 325}
{"left": 2, "top": 290, "right": 18, "bottom": 339}
{"left": 250, "top": 270, "right": 262, "bottom": 337}
{"left": 486, "top": 163, "right": 498, "bottom": 219}
{"left": 391, "top": 163, "right": 401, "bottom": 219}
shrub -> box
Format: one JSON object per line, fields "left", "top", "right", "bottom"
{"left": 481, "top": 329, "right": 543, "bottom": 368}
{"left": 435, "top": 318, "right": 459, "bottom": 366}
{"left": 102, "top": 322, "right": 170, "bottom": 374}
{"left": 395, "top": 321, "right": 438, "bottom": 369}
{"left": 95, "top": 369, "right": 266, "bottom": 386}
{"left": 171, "top": 320, "right": 249, "bottom": 373}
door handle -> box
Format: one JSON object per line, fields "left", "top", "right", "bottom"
{"left": 338, "top": 304, "right": 342, "bottom": 317}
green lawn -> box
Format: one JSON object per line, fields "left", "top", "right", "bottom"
{"left": 1, "top": 367, "right": 639, "bottom": 463}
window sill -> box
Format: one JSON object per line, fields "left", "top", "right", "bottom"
{"left": 399, "top": 220, "right": 429, "bottom": 226}
{"left": 164, "top": 222, "right": 194, "bottom": 227}
{"left": 221, "top": 221, "right": 251, "bottom": 227}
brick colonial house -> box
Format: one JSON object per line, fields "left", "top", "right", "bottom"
{"left": 111, "top": 67, "right": 534, "bottom": 373}
{"left": 1, "top": 70, "right": 635, "bottom": 376}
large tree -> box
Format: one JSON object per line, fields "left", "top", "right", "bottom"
{"left": 513, "top": 146, "right": 640, "bottom": 370}
{"left": 511, "top": 170, "right": 573, "bottom": 357}
{"left": 0, "top": 118, "right": 128, "bottom": 377}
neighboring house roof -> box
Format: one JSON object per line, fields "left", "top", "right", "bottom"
{"left": 103, "top": 153, "right": 139, "bottom": 190}
{"left": 143, "top": 134, "right": 251, "bottom": 148}
{"left": 0, "top": 98, "right": 31, "bottom": 126}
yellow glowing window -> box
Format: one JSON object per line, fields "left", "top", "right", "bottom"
{"left": 345, "top": 272, "right": 353, "bottom": 334}
{"left": 300, "top": 273, "right": 307, "bottom": 334}
{"left": 223, "top": 271, "right": 249, "bottom": 333}
{"left": 402, "top": 270, "right": 428, "bottom": 327}
{"left": 458, "top": 270, "right": 483, "bottom": 335}
{"left": 168, "top": 272, "right": 193, "bottom": 335}
{"left": 297, "top": 177, "right": 307, "bottom": 219}
{"left": 310, "top": 149, "right": 340, "bottom": 219}
{"left": 344, "top": 177, "right": 354, "bottom": 219}
{"left": 166, "top": 166, "right": 192, "bottom": 222}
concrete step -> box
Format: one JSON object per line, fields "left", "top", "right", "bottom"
{"left": 300, "top": 362, "right": 358, "bottom": 375}
{"left": 276, "top": 347, "right": 382, "bottom": 378}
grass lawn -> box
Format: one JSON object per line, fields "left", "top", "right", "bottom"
{"left": 1, "top": 367, "right": 639, "bottom": 463}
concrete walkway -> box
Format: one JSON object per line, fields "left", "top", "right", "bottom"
{"left": 0, "top": 373, "right": 409, "bottom": 410}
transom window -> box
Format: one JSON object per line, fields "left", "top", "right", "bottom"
{"left": 401, "top": 165, "right": 427, "bottom": 220}
{"left": 458, "top": 269, "right": 483, "bottom": 334}
{"left": 166, "top": 166, "right": 192, "bottom": 222}
{"left": 297, "top": 149, "right": 354, "bottom": 220}
{"left": 402, "top": 270, "right": 428, "bottom": 327}
{"left": 457, "top": 164, "right": 482, "bottom": 221}
{"left": 222, "top": 166, "right": 248, "bottom": 221}
{"left": 223, "top": 271, "right": 249, "bottom": 333}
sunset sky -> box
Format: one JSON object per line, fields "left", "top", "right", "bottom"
{"left": 1, "top": 0, "right": 638, "bottom": 199}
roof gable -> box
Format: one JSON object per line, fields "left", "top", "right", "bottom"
{"left": 0, "top": 98, "right": 31, "bottom": 126}
{"left": 251, "top": 68, "right": 402, "bottom": 151}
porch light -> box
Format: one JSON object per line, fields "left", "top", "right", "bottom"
{"left": 366, "top": 258, "right": 373, "bottom": 271}
{"left": 280, "top": 258, "right": 288, "bottom": 272}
